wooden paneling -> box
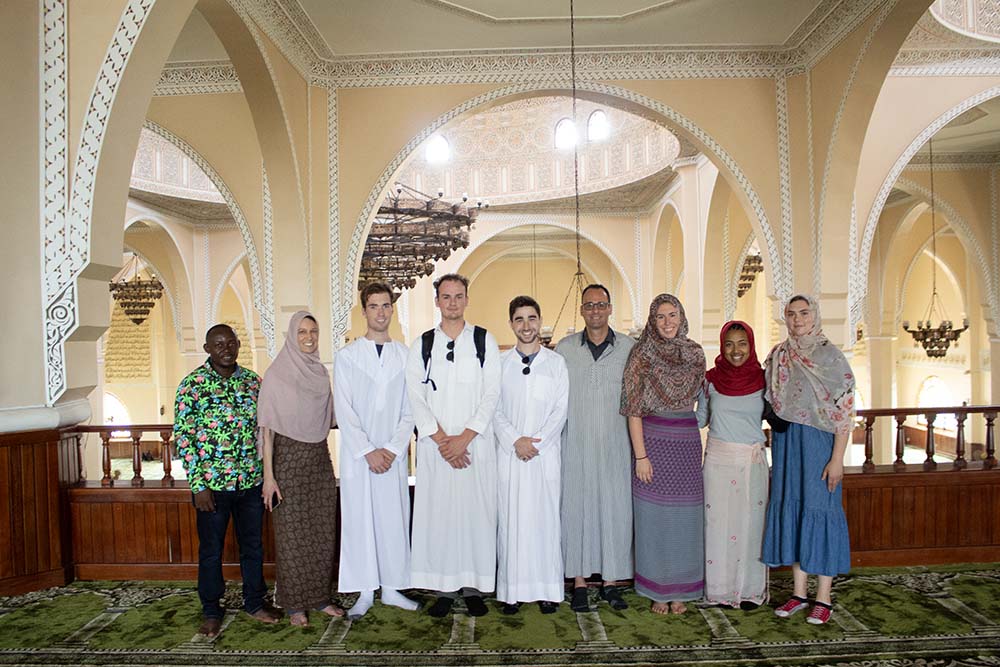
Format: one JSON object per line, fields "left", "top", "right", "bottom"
{"left": 844, "top": 465, "right": 1000, "bottom": 566}
{"left": 0, "top": 429, "right": 76, "bottom": 595}
{"left": 68, "top": 485, "right": 286, "bottom": 581}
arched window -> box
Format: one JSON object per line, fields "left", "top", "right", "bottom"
{"left": 916, "top": 376, "right": 959, "bottom": 431}
{"left": 554, "top": 118, "right": 577, "bottom": 149}
{"left": 103, "top": 392, "right": 132, "bottom": 439}
{"left": 424, "top": 135, "right": 450, "bottom": 164}
{"left": 587, "top": 110, "right": 609, "bottom": 141}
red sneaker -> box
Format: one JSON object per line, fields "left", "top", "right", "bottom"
{"left": 806, "top": 601, "right": 833, "bottom": 624}
{"left": 774, "top": 596, "right": 810, "bottom": 618}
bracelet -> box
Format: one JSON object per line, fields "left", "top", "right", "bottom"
{"left": 635, "top": 456, "right": 648, "bottom": 461}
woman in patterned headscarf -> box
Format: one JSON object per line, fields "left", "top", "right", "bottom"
{"left": 621, "top": 294, "right": 706, "bottom": 615}
{"left": 259, "top": 311, "right": 343, "bottom": 627}
{"left": 763, "top": 295, "right": 855, "bottom": 626}
{"left": 697, "top": 321, "right": 769, "bottom": 611}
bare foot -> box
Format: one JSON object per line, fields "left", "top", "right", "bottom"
{"left": 289, "top": 611, "right": 310, "bottom": 627}
{"left": 248, "top": 607, "right": 281, "bottom": 624}
{"left": 198, "top": 617, "right": 222, "bottom": 638}
{"left": 317, "top": 604, "right": 345, "bottom": 617}
{"left": 669, "top": 601, "right": 688, "bottom": 614}
{"left": 651, "top": 601, "right": 670, "bottom": 615}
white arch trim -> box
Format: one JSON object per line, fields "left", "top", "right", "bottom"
{"left": 859, "top": 85, "right": 1000, "bottom": 325}
{"left": 210, "top": 252, "right": 248, "bottom": 325}
{"left": 895, "top": 176, "right": 997, "bottom": 332}
{"left": 465, "top": 244, "right": 607, "bottom": 294}
{"left": 142, "top": 120, "right": 275, "bottom": 352}
{"left": 896, "top": 232, "right": 967, "bottom": 327}
{"left": 343, "top": 81, "right": 780, "bottom": 342}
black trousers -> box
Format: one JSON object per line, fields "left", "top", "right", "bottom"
{"left": 195, "top": 483, "right": 266, "bottom": 618}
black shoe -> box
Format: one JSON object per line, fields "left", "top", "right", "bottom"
{"left": 599, "top": 586, "right": 628, "bottom": 610}
{"left": 740, "top": 600, "right": 760, "bottom": 611}
{"left": 464, "top": 595, "right": 489, "bottom": 617}
{"left": 570, "top": 587, "right": 590, "bottom": 612}
{"left": 428, "top": 596, "right": 454, "bottom": 617}
{"left": 501, "top": 602, "right": 520, "bottom": 615}
{"left": 538, "top": 601, "right": 559, "bottom": 614}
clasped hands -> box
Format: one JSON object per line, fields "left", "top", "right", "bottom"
{"left": 364, "top": 448, "right": 396, "bottom": 474}
{"left": 431, "top": 427, "right": 476, "bottom": 469}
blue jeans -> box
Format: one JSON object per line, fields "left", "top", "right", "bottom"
{"left": 195, "top": 483, "right": 267, "bottom": 619}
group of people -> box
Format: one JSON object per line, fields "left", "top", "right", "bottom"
{"left": 173, "top": 273, "right": 855, "bottom": 638}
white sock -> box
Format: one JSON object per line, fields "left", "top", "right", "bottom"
{"left": 381, "top": 588, "right": 419, "bottom": 611}
{"left": 348, "top": 590, "right": 374, "bottom": 618}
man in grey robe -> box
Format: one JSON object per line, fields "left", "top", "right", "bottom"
{"left": 556, "top": 284, "right": 636, "bottom": 613}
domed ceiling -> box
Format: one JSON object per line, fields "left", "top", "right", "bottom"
{"left": 394, "top": 96, "right": 681, "bottom": 207}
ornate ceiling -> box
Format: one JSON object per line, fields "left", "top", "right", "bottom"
{"left": 394, "top": 96, "right": 679, "bottom": 208}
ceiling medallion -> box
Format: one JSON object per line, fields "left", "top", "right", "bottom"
{"left": 109, "top": 253, "right": 163, "bottom": 325}
{"left": 902, "top": 138, "right": 968, "bottom": 358}
{"left": 359, "top": 183, "right": 486, "bottom": 293}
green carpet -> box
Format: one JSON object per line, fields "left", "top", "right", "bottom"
{"left": 0, "top": 564, "right": 998, "bottom": 665}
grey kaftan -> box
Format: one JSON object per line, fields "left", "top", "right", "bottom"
{"left": 556, "top": 330, "right": 636, "bottom": 581}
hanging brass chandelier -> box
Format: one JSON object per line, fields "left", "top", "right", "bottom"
{"left": 109, "top": 253, "right": 163, "bottom": 325}
{"left": 901, "top": 138, "right": 968, "bottom": 358}
{"left": 737, "top": 252, "right": 764, "bottom": 297}
{"left": 359, "top": 183, "right": 484, "bottom": 292}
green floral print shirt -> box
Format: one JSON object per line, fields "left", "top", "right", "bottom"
{"left": 174, "top": 359, "right": 262, "bottom": 494}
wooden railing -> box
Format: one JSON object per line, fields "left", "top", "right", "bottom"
{"left": 69, "top": 425, "right": 176, "bottom": 487}
{"left": 856, "top": 405, "right": 998, "bottom": 473}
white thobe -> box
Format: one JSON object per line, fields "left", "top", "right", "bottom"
{"left": 405, "top": 323, "right": 501, "bottom": 593}
{"left": 334, "top": 338, "right": 414, "bottom": 593}
{"left": 493, "top": 347, "right": 569, "bottom": 604}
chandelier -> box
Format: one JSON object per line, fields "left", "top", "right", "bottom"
{"left": 109, "top": 253, "right": 163, "bottom": 325}
{"left": 737, "top": 252, "right": 764, "bottom": 297}
{"left": 359, "top": 183, "right": 484, "bottom": 292}
{"left": 902, "top": 138, "right": 968, "bottom": 358}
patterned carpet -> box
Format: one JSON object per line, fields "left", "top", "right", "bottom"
{"left": 1, "top": 565, "right": 999, "bottom": 666}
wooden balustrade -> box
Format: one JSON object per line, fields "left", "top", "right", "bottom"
{"left": 857, "top": 405, "right": 998, "bottom": 472}
{"left": 71, "top": 425, "right": 178, "bottom": 488}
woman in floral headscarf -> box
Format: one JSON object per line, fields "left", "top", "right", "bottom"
{"left": 621, "top": 294, "right": 706, "bottom": 615}
{"left": 763, "top": 295, "right": 855, "bottom": 626}
{"left": 697, "top": 321, "right": 768, "bottom": 610}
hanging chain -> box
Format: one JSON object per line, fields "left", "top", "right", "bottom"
{"left": 929, "top": 137, "right": 937, "bottom": 299}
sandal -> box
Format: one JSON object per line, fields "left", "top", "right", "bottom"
{"left": 289, "top": 611, "right": 309, "bottom": 627}
{"left": 599, "top": 585, "right": 628, "bottom": 610}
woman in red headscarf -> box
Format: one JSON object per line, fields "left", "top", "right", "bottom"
{"left": 697, "top": 321, "right": 768, "bottom": 610}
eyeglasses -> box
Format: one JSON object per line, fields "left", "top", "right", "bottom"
{"left": 521, "top": 355, "right": 531, "bottom": 375}
{"left": 446, "top": 340, "right": 455, "bottom": 362}
{"left": 582, "top": 301, "right": 610, "bottom": 312}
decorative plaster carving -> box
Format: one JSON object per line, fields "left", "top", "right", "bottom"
{"left": 262, "top": 167, "right": 276, "bottom": 358}
{"left": 154, "top": 61, "right": 242, "bottom": 96}
{"left": 722, "top": 211, "right": 734, "bottom": 321}
{"left": 143, "top": 120, "right": 274, "bottom": 353}
{"left": 326, "top": 85, "right": 347, "bottom": 349}
{"left": 905, "top": 151, "right": 1000, "bottom": 168}
{"left": 43, "top": 0, "right": 153, "bottom": 404}
{"left": 775, "top": 74, "right": 793, "bottom": 301}
{"left": 816, "top": 0, "right": 895, "bottom": 320}
{"left": 344, "top": 82, "right": 780, "bottom": 320}
{"left": 211, "top": 253, "right": 248, "bottom": 324}
{"left": 992, "top": 167, "right": 999, "bottom": 326}
{"left": 806, "top": 70, "right": 820, "bottom": 296}
{"left": 104, "top": 303, "right": 152, "bottom": 382}
{"left": 201, "top": 230, "right": 211, "bottom": 330}
{"left": 859, "top": 85, "right": 1000, "bottom": 327}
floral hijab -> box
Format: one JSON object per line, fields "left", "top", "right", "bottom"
{"left": 621, "top": 294, "right": 706, "bottom": 417}
{"left": 764, "top": 295, "right": 855, "bottom": 435}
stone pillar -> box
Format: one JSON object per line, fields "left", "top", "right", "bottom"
{"left": 867, "top": 336, "right": 896, "bottom": 464}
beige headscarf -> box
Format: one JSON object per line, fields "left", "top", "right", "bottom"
{"left": 764, "top": 295, "right": 856, "bottom": 435}
{"left": 258, "top": 311, "right": 335, "bottom": 444}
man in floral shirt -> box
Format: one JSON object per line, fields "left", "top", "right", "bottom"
{"left": 174, "top": 324, "right": 280, "bottom": 637}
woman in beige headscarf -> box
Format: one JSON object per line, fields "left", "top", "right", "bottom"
{"left": 259, "top": 311, "right": 342, "bottom": 626}
{"left": 762, "top": 295, "right": 855, "bottom": 626}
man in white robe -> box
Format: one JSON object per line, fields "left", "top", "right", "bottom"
{"left": 405, "top": 273, "right": 501, "bottom": 618}
{"left": 494, "top": 296, "right": 569, "bottom": 614}
{"left": 335, "top": 282, "right": 418, "bottom": 618}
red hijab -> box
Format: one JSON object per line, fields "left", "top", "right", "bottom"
{"left": 705, "top": 320, "right": 764, "bottom": 396}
